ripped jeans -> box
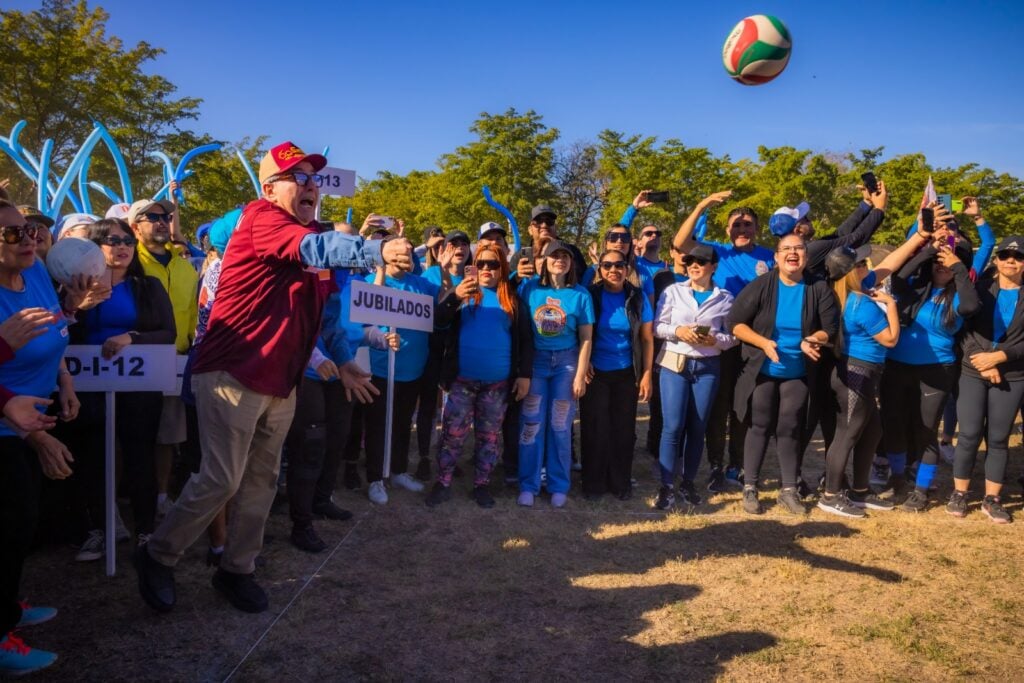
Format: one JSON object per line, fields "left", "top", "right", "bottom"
{"left": 519, "top": 347, "right": 579, "bottom": 495}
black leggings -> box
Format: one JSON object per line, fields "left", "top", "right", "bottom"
{"left": 708, "top": 346, "right": 747, "bottom": 470}
{"left": 825, "top": 358, "right": 882, "bottom": 494}
{"left": 953, "top": 373, "right": 1024, "bottom": 484}
{"left": 364, "top": 376, "right": 420, "bottom": 482}
{"left": 800, "top": 350, "right": 837, "bottom": 463}
{"left": 880, "top": 360, "right": 958, "bottom": 468}
{"left": 285, "top": 378, "right": 353, "bottom": 527}
{"left": 743, "top": 374, "right": 808, "bottom": 488}
{"left": 415, "top": 342, "right": 443, "bottom": 461}
{"left": 0, "top": 439, "right": 39, "bottom": 634}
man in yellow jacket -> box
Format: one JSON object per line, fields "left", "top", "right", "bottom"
{"left": 127, "top": 199, "right": 198, "bottom": 521}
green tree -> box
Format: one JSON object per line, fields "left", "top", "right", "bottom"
{"left": 0, "top": 0, "right": 201, "bottom": 210}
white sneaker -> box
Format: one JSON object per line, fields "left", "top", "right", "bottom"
{"left": 517, "top": 491, "right": 534, "bottom": 507}
{"left": 391, "top": 473, "right": 425, "bottom": 492}
{"left": 368, "top": 480, "right": 389, "bottom": 505}
{"left": 551, "top": 492, "right": 567, "bottom": 508}
{"left": 75, "top": 529, "right": 104, "bottom": 562}
{"left": 939, "top": 441, "right": 955, "bottom": 465}
{"left": 115, "top": 509, "right": 131, "bottom": 543}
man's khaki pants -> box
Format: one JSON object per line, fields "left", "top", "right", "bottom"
{"left": 147, "top": 371, "right": 296, "bottom": 574}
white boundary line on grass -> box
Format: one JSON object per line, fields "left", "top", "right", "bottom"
{"left": 221, "top": 519, "right": 363, "bottom": 683}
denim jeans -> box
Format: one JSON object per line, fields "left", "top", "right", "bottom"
{"left": 519, "top": 347, "right": 579, "bottom": 495}
{"left": 658, "top": 355, "right": 721, "bottom": 486}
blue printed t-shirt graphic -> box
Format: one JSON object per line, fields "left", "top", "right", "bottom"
{"left": 889, "top": 288, "right": 962, "bottom": 365}
{"left": 692, "top": 289, "right": 713, "bottom": 307}
{"left": 592, "top": 290, "right": 654, "bottom": 372}
{"left": 458, "top": 286, "right": 512, "bottom": 381}
{"left": 84, "top": 281, "right": 137, "bottom": 344}
{"left": 0, "top": 261, "right": 69, "bottom": 437}
{"left": 423, "top": 265, "right": 464, "bottom": 289}
{"left": 708, "top": 242, "right": 775, "bottom": 296}
{"left": 520, "top": 280, "right": 595, "bottom": 352}
{"left": 842, "top": 293, "right": 889, "bottom": 363}
{"left": 762, "top": 280, "right": 806, "bottom": 379}
{"left": 363, "top": 273, "right": 439, "bottom": 381}
{"left": 992, "top": 288, "right": 1019, "bottom": 348}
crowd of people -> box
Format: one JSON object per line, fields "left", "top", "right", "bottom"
{"left": 1, "top": 141, "right": 1022, "bottom": 676}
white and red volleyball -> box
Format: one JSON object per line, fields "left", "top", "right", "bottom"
{"left": 722, "top": 14, "right": 792, "bottom": 86}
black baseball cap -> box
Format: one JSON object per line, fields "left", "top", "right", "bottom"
{"left": 531, "top": 205, "right": 557, "bottom": 222}
{"left": 684, "top": 243, "right": 719, "bottom": 264}
{"left": 444, "top": 230, "right": 470, "bottom": 245}
{"left": 540, "top": 239, "right": 572, "bottom": 258}
{"left": 825, "top": 244, "right": 872, "bottom": 281}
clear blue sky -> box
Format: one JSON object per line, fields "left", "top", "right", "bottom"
{"left": 11, "top": 0, "right": 1024, "bottom": 179}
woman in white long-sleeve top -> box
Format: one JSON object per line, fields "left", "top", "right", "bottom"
{"left": 652, "top": 244, "right": 736, "bottom": 509}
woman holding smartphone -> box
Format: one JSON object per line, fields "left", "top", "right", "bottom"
{"left": 653, "top": 244, "right": 735, "bottom": 509}
{"left": 728, "top": 233, "right": 837, "bottom": 515}
{"left": 948, "top": 236, "right": 1024, "bottom": 523}
{"left": 818, "top": 225, "right": 931, "bottom": 518}
{"left": 427, "top": 245, "right": 533, "bottom": 507}
{"left": 580, "top": 249, "right": 653, "bottom": 501}
{"left": 517, "top": 240, "right": 594, "bottom": 507}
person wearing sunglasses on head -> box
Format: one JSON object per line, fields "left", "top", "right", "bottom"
{"left": 652, "top": 244, "right": 737, "bottom": 509}
{"left": 427, "top": 245, "right": 533, "bottom": 507}
{"left": 878, "top": 231, "right": 980, "bottom": 512}
{"left": 135, "top": 142, "right": 403, "bottom": 616}
{"left": 673, "top": 192, "right": 774, "bottom": 493}
{"left": 0, "top": 199, "right": 78, "bottom": 677}
{"left": 946, "top": 236, "right": 1024, "bottom": 524}
{"left": 517, "top": 240, "right": 594, "bottom": 507}
{"left": 816, "top": 225, "right": 932, "bottom": 519}
{"left": 728, "top": 233, "right": 837, "bottom": 516}
{"left": 61, "top": 219, "right": 176, "bottom": 563}
{"left": 580, "top": 249, "right": 653, "bottom": 501}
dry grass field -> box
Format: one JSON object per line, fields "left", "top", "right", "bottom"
{"left": 21, "top": 407, "right": 1024, "bottom": 681}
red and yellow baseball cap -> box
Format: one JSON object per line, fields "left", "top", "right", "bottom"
{"left": 258, "top": 141, "right": 327, "bottom": 184}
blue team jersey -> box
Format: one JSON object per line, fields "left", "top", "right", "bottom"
{"left": 762, "top": 280, "right": 806, "bottom": 379}
{"left": 889, "top": 288, "right": 962, "bottom": 365}
{"left": 592, "top": 289, "right": 653, "bottom": 372}
{"left": 842, "top": 293, "right": 889, "bottom": 364}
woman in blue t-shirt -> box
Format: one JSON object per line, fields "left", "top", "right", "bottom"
{"left": 427, "top": 244, "right": 533, "bottom": 508}
{"left": 580, "top": 249, "right": 653, "bottom": 500}
{"left": 881, "top": 242, "right": 979, "bottom": 512}
{"left": 948, "top": 236, "right": 1024, "bottom": 523}
{"left": 64, "top": 218, "right": 176, "bottom": 559}
{"left": 517, "top": 240, "right": 594, "bottom": 507}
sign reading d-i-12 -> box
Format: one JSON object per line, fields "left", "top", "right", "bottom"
{"left": 348, "top": 279, "right": 434, "bottom": 332}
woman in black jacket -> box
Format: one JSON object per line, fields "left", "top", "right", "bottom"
{"left": 426, "top": 244, "right": 533, "bottom": 508}
{"left": 727, "top": 234, "right": 838, "bottom": 515}
{"left": 65, "top": 218, "right": 176, "bottom": 559}
{"left": 948, "top": 235, "right": 1024, "bottom": 523}
{"left": 580, "top": 250, "right": 654, "bottom": 500}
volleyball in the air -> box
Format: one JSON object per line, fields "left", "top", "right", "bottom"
{"left": 722, "top": 14, "right": 792, "bottom": 85}
{"left": 46, "top": 237, "right": 107, "bottom": 286}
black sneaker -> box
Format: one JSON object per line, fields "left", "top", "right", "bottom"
{"left": 901, "top": 489, "right": 928, "bottom": 512}
{"left": 707, "top": 467, "right": 725, "bottom": 493}
{"left": 880, "top": 474, "right": 908, "bottom": 498}
{"left": 414, "top": 458, "right": 432, "bottom": 482}
{"left": 679, "top": 480, "right": 702, "bottom": 506}
{"left": 312, "top": 499, "right": 353, "bottom": 521}
{"left": 133, "top": 544, "right": 176, "bottom": 613}
{"left": 946, "top": 490, "right": 968, "bottom": 518}
{"left": 848, "top": 489, "right": 895, "bottom": 511}
{"left": 742, "top": 486, "right": 762, "bottom": 515}
{"left": 796, "top": 477, "right": 814, "bottom": 500}
{"left": 425, "top": 482, "right": 452, "bottom": 508}
{"left": 616, "top": 487, "right": 633, "bottom": 501}
{"left": 343, "top": 464, "right": 362, "bottom": 491}
{"left": 817, "top": 491, "right": 866, "bottom": 518}
{"left": 206, "top": 547, "right": 223, "bottom": 567}
{"left": 654, "top": 485, "right": 674, "bottom": 510}
{"left": 471, "top": 485, "right": 495, "bottom": 509}
{"left": 982, "top": 495, "right": 1012, "bottom": 524}
{"left": 212, "top": 569, "right": 268, "bottom": 613}
{"left": 777, "top": 487, "right": 806, "bottom": 515}
{"left": 290, "top": 525, "right": 327, "bottom": 553}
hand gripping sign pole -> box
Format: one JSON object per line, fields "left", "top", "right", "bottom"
{"left": 65, "top": 344, "right": 177, "bottom": 576}
{"left": 347, "top": 280, "right": 434, "bottom": 479}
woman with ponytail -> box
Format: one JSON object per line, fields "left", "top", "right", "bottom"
{"left": 427, "top": 245, "right": 534, "bottom": 508}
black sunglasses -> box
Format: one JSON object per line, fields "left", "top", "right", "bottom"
{"left": 96, "top": 235, "right": 137, "bottom": 247}
{"left": 141, "top": 212, "right": 172, "bottom": 224}
{"left": 606, "top": 232, "right": 631, "bottom": 243}
{"left": 1, "top": 224, "right": 39, "bottom": 244}
{"left": 997, "top": 250, "right": 1024, "bottom": 262}
{"left": 641, "top": 230, "right": 661, "bottom": 238}
{"left": 533, "top": 216, "right": 556, "bottom": 226}
{"left": 600, "top": 260, "right": 627, "bottom": 271}
{"left": 475, "top": 259, "right": 501, "bottom": 271}
{"left": 683, "top": 257, "right": 711, "bottom": 267}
